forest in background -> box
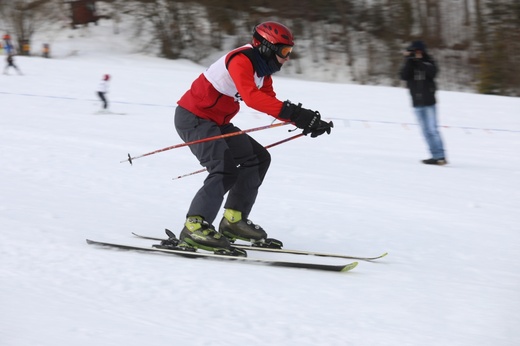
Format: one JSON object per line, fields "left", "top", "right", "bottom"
{"left": 1, "top": 0, "right": 519, "bottom": 96}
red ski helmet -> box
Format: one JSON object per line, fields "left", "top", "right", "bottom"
{"left": 103, "top": 74, "right": 110, "bottom": 81}
{"left": 252, "top": 21, "right": 294, "bottom": 59}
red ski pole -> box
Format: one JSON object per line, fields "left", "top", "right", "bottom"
{"left": 122, "top": 122, "right": 290, "bottom": 165}
{"left": 172, "top": 133, "right": 304, "bottom": 180}
{"left": 264, "top": 132, "right": 304, "bottom": 149}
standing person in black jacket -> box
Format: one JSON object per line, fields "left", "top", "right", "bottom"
{"left": 400, "top": 40, "right": 447, "bottom": 165}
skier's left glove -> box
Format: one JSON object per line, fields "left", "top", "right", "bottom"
{"left": 278, "top": 101, "right": 333, "bottom": 137}
{"left": 308, "top": 119, "right": 333, "bottom": 138}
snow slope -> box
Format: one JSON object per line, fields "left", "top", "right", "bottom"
{"left": 1, "top": 21, "right": 520, "bottom": 346}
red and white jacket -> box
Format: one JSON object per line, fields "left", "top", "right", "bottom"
{"left": 177, "top": 44, "right": 286, "bottom": 126}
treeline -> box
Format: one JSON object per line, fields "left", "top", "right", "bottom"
{"left": 130, "top": 0, "right": 520, "bottom": 95}
{"left": 1, "top": 0, "right": 519, "bottom": 96}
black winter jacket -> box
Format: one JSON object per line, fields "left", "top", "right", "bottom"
{"left": 399, "top": 54, "right": 438, "bottom": 107}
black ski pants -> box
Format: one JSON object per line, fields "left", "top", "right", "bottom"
{"left": 174, "top": 106, "right": 271, "bottom": 224}
{"left": 97, "top": 92, "right": 108, "bottom": 109}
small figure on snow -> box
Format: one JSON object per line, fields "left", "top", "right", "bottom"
{"left": 3, "top": 54, "right": 23, "bottom": 75}
{"left": 42, "top": 43, "right": 50, "bottom": 58}
{"left": 3, "top": 33, "right": 13, "bottom": 54}
{"left": 96, "top": 74, "right": 110, "bottom": 112}
{"left": 173, "top": 21, "right": 333, "bottom": 255}
{"left": 400, "top": 40, "right": 447, "bottom": 165}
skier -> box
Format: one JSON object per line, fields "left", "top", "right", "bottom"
{"left": 400, "top": 40, "right": 447, "bottom": 165}
{"left": 96, "top": 74, "right": 110, "bottom": 112}
{"left": 3, "top": 33, "right": 12, "bottom": 54}
{"left": 173, "top": 21, "right": 333, "bottom": 254}
{"left": 3, "top": 54, "right": 23, "bottom": 75}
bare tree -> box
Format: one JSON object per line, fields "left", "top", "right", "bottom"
{"left": 0, "top": 0, "right": 61, "bottom": 55}
{"left": 132, "top": 0, "right": 219, "bottom": 61}
{"left": 1, "top": 0, "right": 517, "bottom": 95}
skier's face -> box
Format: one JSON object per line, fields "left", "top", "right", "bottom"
{"left": 276, "top": 54, "right": 290, "bottom": 65}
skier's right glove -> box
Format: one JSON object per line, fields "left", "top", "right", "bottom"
{"left": 278, "top": 101, "right": 333, "bottom": 138}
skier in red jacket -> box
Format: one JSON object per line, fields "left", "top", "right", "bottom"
{"left": 174, "top": 21, "right": 332, "bottom": 255}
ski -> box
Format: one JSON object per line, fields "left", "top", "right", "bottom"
{"left": 86, "top": 239, "right": 358, "bottom": 273}
{"left": 131, "top": 231, "right": 388, "bottom": 261}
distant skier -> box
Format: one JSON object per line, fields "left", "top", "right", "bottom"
{"left": 3, "top": 54, "right": 23, "bottom": 75}
{"left": 3, "top": 33, "right": 13, "bottom": 55}
{"left": 96, "top": 74, "right": 110, "bottom": 112}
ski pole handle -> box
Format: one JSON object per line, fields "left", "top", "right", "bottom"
{"left": 122, "top": 122, "right": 291, "bottom": 165}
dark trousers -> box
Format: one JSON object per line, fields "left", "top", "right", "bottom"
{"left": 3, "top": 62, "right": 21, "bottom": 74}
{"left": 174, "top": 106, "right": 271, "bottom": 224}
{"left": 97, "top": 92, "right": 108, "bottom": 109}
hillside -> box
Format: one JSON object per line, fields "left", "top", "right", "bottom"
{"left": 1, "top": 18, "right": 520, "bottom": 346}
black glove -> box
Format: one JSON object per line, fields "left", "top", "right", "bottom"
{"left": 278, "top": 101, "right": 333, "bottom": 137}
{"left": 309, "top": 119, "right": 333, "bottom": 138}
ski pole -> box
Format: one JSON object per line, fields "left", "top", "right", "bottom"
{"left": 264, "top": 132, "right": 304, "bottom": 149}
{"left": 121, "top": 122, "right": 291, "bottom": 165}
{"left": 172, "top": 133, "right": 304, "bottom": 180}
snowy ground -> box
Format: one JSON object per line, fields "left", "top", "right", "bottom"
{"left": 1, "top": 21, "right": 520, "bottom": 346}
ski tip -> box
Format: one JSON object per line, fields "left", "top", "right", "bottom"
{"left": 341, "top": 261, "right": 359, "bottom": 272}
{"left": 365, "top": 252, "right": 389, "bottom": 261}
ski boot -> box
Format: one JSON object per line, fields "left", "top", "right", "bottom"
{"left": 177, "top": 216, "right": 246, "bottom": 257}
{"left": 219, "top": 209, "right": 283, "bottom": 249}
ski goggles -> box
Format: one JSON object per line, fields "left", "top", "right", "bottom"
{"left": 276, "top": 44, "right": 293, "bottom": 59}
